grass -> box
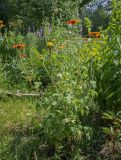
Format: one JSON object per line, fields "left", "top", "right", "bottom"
{"left": 0, "top": 98, "right": 37, "bottom": 132}
{"left": 0, "top": 98, "right": 39, "bottom": 160}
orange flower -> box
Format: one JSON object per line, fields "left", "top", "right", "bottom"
{"left": 12, "top": 44, "right": 25, "bottom": 49}
{"left": 65, "top": 19, "right": 80, "bottom": 25}
{"left": 88, "top": 32, "right": 100, "bottom": 38}
{"left": 19, "top": 54, "right": 28, "bottom": 58}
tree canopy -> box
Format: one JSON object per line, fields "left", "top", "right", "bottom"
{"left": 0, "top": 0, "right": 93, "bottom": 27}
{"left": 0, "top": 0, "right": 112, "bottom": 33}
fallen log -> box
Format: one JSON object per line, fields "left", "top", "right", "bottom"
{"left": 5, "top": 91, "right": 40, "bottom": 97}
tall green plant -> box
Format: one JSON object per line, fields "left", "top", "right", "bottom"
{"left": 94, "top": 0, "right": 121, "bottom": 112}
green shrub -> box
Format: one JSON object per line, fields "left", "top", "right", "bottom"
{"left": 93, "top": 0, "right": 121, "bottom": 112}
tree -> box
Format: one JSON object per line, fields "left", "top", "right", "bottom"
{"left": 82, "top": 0, "right": 112, "bottom": 33}
{"left": 0, "top": 0, "right": 93, "bottom": 31}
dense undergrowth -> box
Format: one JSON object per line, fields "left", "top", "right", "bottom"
{"left": 0, "top": 0, "right": 121, "bottom": 159}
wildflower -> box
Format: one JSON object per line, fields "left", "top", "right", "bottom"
{"left": 19, "top": 54, "right": 28, "bottom": 58}
{"left": 65, "top": 19, "right": 80, "bottom": 25}
{"left": 12, "top": 44, "right": 25, "bottom": 49}
{"left": 88, "top": 32, "right": 100, "bottom": 38}
{"left": 12, "top": 45, "right": 17, "bottom": 49}
{"left": 58, "top": 44, "right": 65, "bottom": 49}
{"left": 47, "top": 41, "right": 54, "bottom": 48}
{"left": 95, "top": 32, "right": 100, "bottom": 38}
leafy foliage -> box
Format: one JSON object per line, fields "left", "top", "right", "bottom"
{"left": 0, "top": 0, "right": 121, "bottom": 159}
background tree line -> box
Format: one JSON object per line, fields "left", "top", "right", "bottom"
{"left": 0, "top": 0, "right": 112, "bottom": 33}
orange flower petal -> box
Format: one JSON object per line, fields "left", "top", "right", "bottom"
{"left": 65, "top": 19, "right": 80, "bottom": 25}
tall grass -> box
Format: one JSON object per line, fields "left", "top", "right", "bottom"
{"left": 0, "top": 98, "right": 39, "bottom": 160}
